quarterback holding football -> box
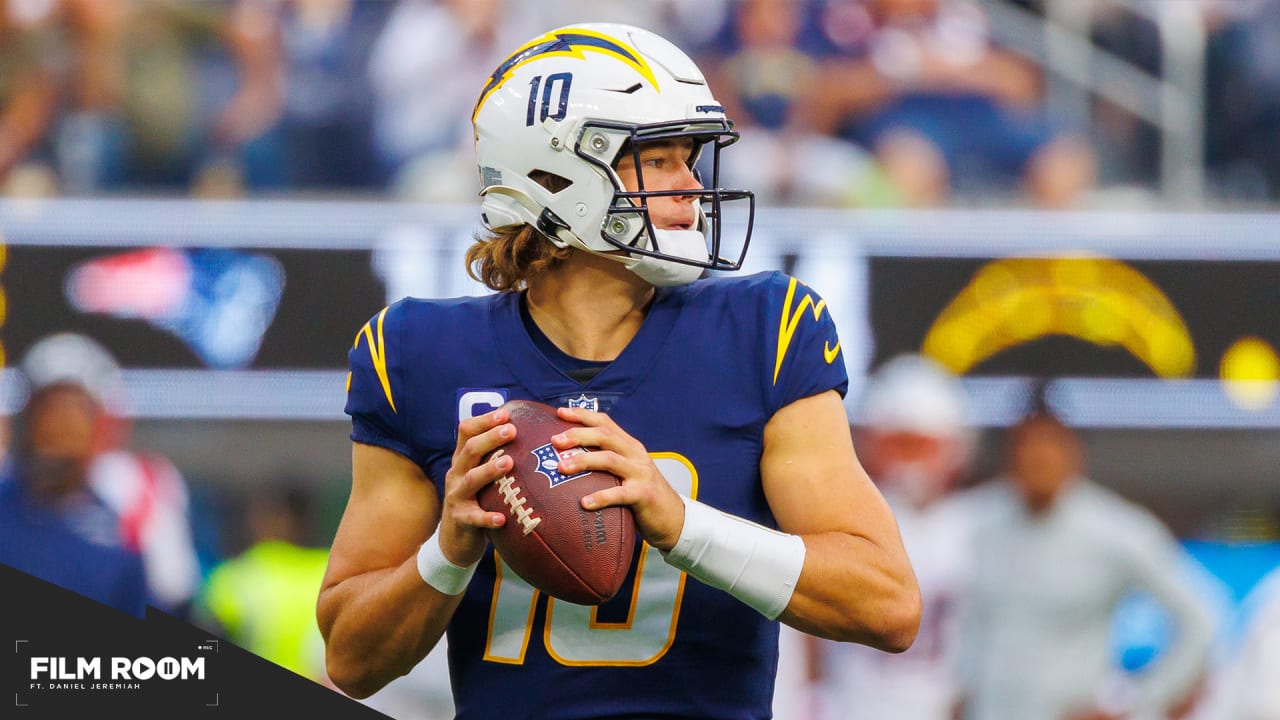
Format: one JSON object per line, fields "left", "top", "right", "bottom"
{"left": 318, "top": 22, "right": 920, "bottom": 719}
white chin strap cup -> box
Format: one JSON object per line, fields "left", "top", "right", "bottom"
{"left": 621, "top": 229, "right": 709, "bottom": 287}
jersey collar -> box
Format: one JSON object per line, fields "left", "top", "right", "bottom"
{"left": 491, "top": 286, "right": 684, "bottom": 398}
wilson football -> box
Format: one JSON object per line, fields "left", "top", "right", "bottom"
{"left": 478, "top": 399, "right": 635, "bottom": 605}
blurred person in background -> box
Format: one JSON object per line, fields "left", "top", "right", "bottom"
{"left": 1081, "top": 0, "right": 1163, "bottom": 193}
{"left": 106, "top": 0, "right": 284, "bottom": 194}
{"left": 230, "top": 0, "right": 391, "bottom": 192}
{"left": 0, "top": 0, "right": 80, "bottom": 195}
{"left": 366, "top": 0, "right": 542, "bottom": 201}
{"left": 21, "top": 332, "right": 202, "bottom": 619}
{"left": 703, "top": 0, "right": 887, "bottom": 208}
{"left": 0, "top": 374, "right": 148, "bottom": 617}
{"left": 807, "top": 353, "right": 980, "bottom": 719}
{"left": 196, "top": 480, "right": 330, "bottom": 681}
{"left": 0, "top": 0, "right": 287, "bottom": 195}
{"left": 806, "top": 0, "right": 1097, "bottom": 208}
{"left": 1199, "top": 0, "right": 1280, "bottom": 203}
{"left": 955, "top": 386, "right": 1215, "bottom": 720}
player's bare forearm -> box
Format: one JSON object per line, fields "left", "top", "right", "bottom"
{"left": 318, "top": 443, "right": 458, "bottom": 698}
{"left": 317, "top": 559, "right": 459, "bottom": 699}
{"left": 778, "top": 531, "right": 921, "bottom": 651}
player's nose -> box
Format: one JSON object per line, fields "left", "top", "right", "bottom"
{"left": 674, "top": 162, "right": 702, "bottom": 200}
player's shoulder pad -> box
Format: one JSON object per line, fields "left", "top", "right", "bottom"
{"left": 347, "top": 299, "right": 414, "bottom": 415}
{"left": 346, "top": 296, "right": 494, "bottom": 415}
{"left": 759, "top": 271, "right": 843, "bottom": 386}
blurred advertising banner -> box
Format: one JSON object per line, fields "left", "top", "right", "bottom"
{"left": 2, "top": 199, "right": 1279, "bottom": 426}
{"left": 868, "top": 256, "right": 1280, "bottom": 382}
{"left": 6, "top": 245, "right": 381, "bottom": 370}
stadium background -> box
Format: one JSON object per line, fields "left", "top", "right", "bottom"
{"left": 3, "top": 0, "right": 1280, "bottom": 718}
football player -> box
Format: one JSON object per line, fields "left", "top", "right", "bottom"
{"left": 809, "top": 353, "right": 979, "bottom": 720}
{"left": 318, "top": 23, "right": 920, "bottom": 719}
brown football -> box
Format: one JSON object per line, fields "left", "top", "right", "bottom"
{"left": 478, "top": 399, "right": 636, "bottom": 605}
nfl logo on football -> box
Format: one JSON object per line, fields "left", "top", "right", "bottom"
{"left": 531, "top": 444, "right": 590, "bottom": 487}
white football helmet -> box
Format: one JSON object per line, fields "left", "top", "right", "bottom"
{"left": 857, "top": 354, "right": 972, "bottom": 439}
{"left": 20, "top": 332, "right": 127, "bottom": 416}
{"left": 855, "top": 354, "right": 976, "bottom": 506}
{"left": 472, "top": 23, "right": 755, "bottom": 286}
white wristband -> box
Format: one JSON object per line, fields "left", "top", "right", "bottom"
{"left": 416, "top": 533, "right": 478, "bottom": 596}
{"left": 661, "top": 496, "right": 806, "bottom": 619}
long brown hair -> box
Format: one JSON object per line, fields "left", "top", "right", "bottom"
{"left": 465, "top": 225, "right": 573, "bottom": 293}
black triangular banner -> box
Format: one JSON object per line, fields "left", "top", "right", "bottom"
{"left": 0, "top": 563, "right": 392, "bottom": 719}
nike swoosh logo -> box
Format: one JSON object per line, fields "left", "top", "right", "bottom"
{"left": 824, "top": 342, "right": 841, "bottom": 364}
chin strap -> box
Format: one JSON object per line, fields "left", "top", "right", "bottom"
{"left": 617, "top": 229, "right": 709, "bottom": 287}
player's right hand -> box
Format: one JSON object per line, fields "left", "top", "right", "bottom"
{"left": 553, "top": 406, "right": 687, "bottom": 552}
{"left": 437, "top": 408, "right": 516, "bottom": 567}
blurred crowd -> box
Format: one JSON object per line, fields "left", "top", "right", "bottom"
{"left": 2, "top": 0, "right": 1280, "bottom": 207}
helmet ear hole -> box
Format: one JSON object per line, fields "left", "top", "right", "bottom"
{"left": 528, "top": 170, "right": 574, "bottom": 194}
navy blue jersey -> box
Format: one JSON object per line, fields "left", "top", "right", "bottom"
{"left": 345, "top": 271, "right": 847, "bottom": 720}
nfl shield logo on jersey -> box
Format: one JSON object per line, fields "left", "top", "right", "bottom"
{"left": 532, "top": 443, "right": 590, "bottom": 488}
{"left": 566, "top": 394, "right": 599, "bottom": 411}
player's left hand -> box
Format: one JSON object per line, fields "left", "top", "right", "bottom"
{"left": 551, "top": 406, "right": 686, "bottom": 551}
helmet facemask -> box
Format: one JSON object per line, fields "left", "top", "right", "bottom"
{"left": 572, "top": 118, "right": 755, "bottom": 285}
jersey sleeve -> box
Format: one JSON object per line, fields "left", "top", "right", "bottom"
{"left": 345, "top": 302, "right": 414, "bottom": 459}
{"left": 762, "top": 272, "right": 849, "bottom": 414}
